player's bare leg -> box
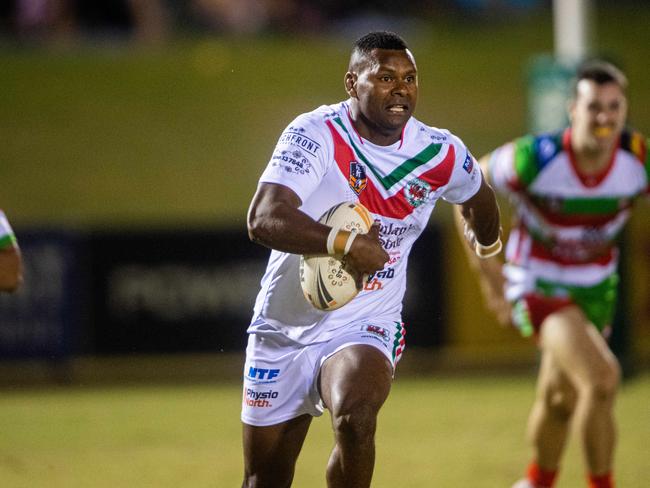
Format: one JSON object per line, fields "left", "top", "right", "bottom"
{"left": 319, "top": 344, "right": 393, "bottom": 488}
{"left": 242, "top": 414, "right": 312, "bottom": 488}
{"left": 526, "top": 350, "right": 577, "bottom": 471}
{"left": 539, "top": 306, "right": 620, "bottom": 476}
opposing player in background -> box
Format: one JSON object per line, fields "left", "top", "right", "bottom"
{"left": 457, "top": 61, "right": 649, "bottom": 488}
{"left": 243, "top": 31, "right": 501, "bottom": 487}
{"left": 0, "top": 210, "right": 23, "bottom": 292}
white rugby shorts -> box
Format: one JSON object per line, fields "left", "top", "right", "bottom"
{"left": 241, "top": 319, "right": 406, "bottom": 427}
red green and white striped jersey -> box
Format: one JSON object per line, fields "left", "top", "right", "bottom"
{"left": 250, "top": 100, "right": 482, "bottom": 344}
{"left": 488, "top": 128, "right": 649, "bottom": 298}
{"left": 0, "top": 210, "right": 17, "bottom": 250}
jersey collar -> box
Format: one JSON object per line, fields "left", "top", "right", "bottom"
{"left": 344, "top": 102, "right": 407, "bottom": 150}
{"left": 564, "top": 128, "right": 619, "bottom": 188}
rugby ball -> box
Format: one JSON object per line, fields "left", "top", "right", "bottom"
{"left": 299, "top": 201, "right": 373, "bottom": 311}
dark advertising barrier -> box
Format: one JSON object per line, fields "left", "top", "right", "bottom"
{"left": 0, "top": 231, "right": 85, "bottom": 359}
{"left": 403, "top": 225, "right": 446, "bottom": 347}
{"left": 1, "top": 226, "right": 446, "bottom": 358}
{"left": 88, "top": 229, "right": 269, "bottom": 354}
{"left": 89, "top": 226, "right": 446, "bottom": 354}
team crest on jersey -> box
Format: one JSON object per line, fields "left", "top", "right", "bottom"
{"left": 349, "top": 161, "right": 367, "bottom": 195}
{"left": 404, "top": 177, "right": 431, "bottom": 207}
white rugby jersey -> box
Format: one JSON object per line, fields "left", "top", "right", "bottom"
{"left": 0, "top": 210, "right": 17, "bottom": 250}
{"left": 488, "top": 128, "right": 649, "bottom": 299}
{"left": 249, "top": 100, "right": 482, "bottom": 344}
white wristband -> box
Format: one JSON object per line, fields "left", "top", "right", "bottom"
{"left": 475, "top": 237, "right": 502, "bottom": 259}
{"left": 343, "top": 231, "right": 358, "bottom": 255}
{"left": 326, "top": 226, "right": 340, "bottom": 255}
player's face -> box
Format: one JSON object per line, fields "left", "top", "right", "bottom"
{"left": 346, "top": 48, "right": 418, "bottom": 145}
{"left": 570, "top": 79, "right": 627, "bottom": 152}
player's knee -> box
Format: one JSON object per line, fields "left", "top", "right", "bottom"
{"left": 584, "top": 362, "right": 620, "bottom": 404}
{"left": 331, "top": 403, "right": 378, "bottom": 445}
{"left": 544, "top": 386, "right": 577, "bottom": 420}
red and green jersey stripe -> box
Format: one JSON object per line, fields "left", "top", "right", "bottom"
{"left": 0, "top": 234, "right": 16, "bottom": 249}
{"left": 527, "top": 194, "right": 634, "bottom": 226}
{"left": 511, "top": 131, "right": 564, "bottom": 190}
{"left": 332, "top": 117, "right": 443, "bottom": 191}
{"left": 513, "top": 135, "right": 540, "bottom": 189}
{"left": 326, "top": 119, "right": 455, "bottom": 219}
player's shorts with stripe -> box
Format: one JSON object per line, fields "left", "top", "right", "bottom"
{"left": 241, "top": 319, "right": 406, "bottom": 427}
{"left": 511, "top": 274, "right": 619, "bottom": 337}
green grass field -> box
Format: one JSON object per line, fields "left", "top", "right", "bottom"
{"left": 1, "top": 6, "right": 650, "bottom": 486}
{"left": 0, "top": 373, "right": 648, "bottom": 487}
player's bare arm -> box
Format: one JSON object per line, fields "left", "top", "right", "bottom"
{"left": 458, "top": 174, "right": 501, "bottom": 251}
{"left": 247, "top": 182, "right": 387, "bottom": 275}
{"left": 454, "top": 163, "right": 511, "bottom": 325}
{"left": 0, "top": 246, "right": 23, "bottom": 292}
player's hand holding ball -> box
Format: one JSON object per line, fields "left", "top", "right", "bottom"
{"left": 300, "top": 202, "right": 387, "bottom": 311}
{"left": 343, "top": 223, "right": 388, "bottom": 289}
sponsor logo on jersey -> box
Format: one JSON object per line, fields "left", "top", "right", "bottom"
{"left": 545, "top": 196, "right": 563, "bottom": 213}
{"left": 379, "top": 235, "right": 403, "bottom": 250}
{"left": 377, "top": 223, "right": 413, "bottom": 250}
{"left": 379, "top": 222, "right": 413, "bottom": 237}
{"left": 243, "top": 388, "right": 279, "bottom": 408}
{"left": 550, "top": 237, "right": 611, "bottom": 262}
{"left": 463, "top": 152, "right": 474, "bottom": 173}
{"left": 363, "top": 267, "right": 395, "bottom": 291}
{"left": 386, "top": 251, "right": 401, "bottom": 265}
{"left": 271, "top": 149, "right": 312, "bottom": 175}
{"left": 419, "top": 126, "right": 448, "bottom": 142}
{"left": 361, "top": 324, "right": 390, "bottom": 342}
{"left": 348, "top": 161, "right": 367, "bottom": 195}
{"left": 278, "top": 129, "right": 321, "bottom": 156}
{"left": 404, "top": 177, "right": 431, "bottom": 207}
{"left": 246, "top": 367, "right": 281, "bottom": 384}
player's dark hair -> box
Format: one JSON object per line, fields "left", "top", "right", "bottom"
{"left": 352, "top": 31, "right": 409, "bottom": 55}
{"left": 573, "top": 60, "right": 628, "bottom": 95}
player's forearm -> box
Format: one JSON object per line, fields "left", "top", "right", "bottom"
{"left": 465, "top": 206, "right": 500, "bottom": 247}
{"left": 248, "top": 201, "right": 331, "bottom": 255}
{"left": 0, "top": 248, "right": 23, "bottom": 292}
{"left": 461, "top": 179, "right": 501, "bottom": 248}
{"left": 454, "top": 205, "right": 501, "bottom": 271}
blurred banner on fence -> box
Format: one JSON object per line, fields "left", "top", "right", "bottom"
{"left": 0, "top": 231, "right": 85, "bottom": 359}
{"left": 0, "top": 225, "right": 446, "bottom": 358}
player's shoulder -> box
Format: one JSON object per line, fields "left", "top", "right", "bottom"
{"left": 411, "top": 119, "right": 463, "bottom": 149}
{"left": 282, "top": 102, "right": 346, "bottom": 140}
{"left": 506, "top": 129, "right": 564, "bottom": 168}
{"left": 531, "top": 130, "right": 564, "bottom": 163}
{"left": 485, "top": 130, "right": 565, "bottom": 191}
{"left": 619, "top": 127, "right": 648, "bottom": 165}
{"left": 412, "top": 119, "right": 452, "bottom": 141}
{"left": 292, "top": 102, "right": 346, "bottom": 125}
